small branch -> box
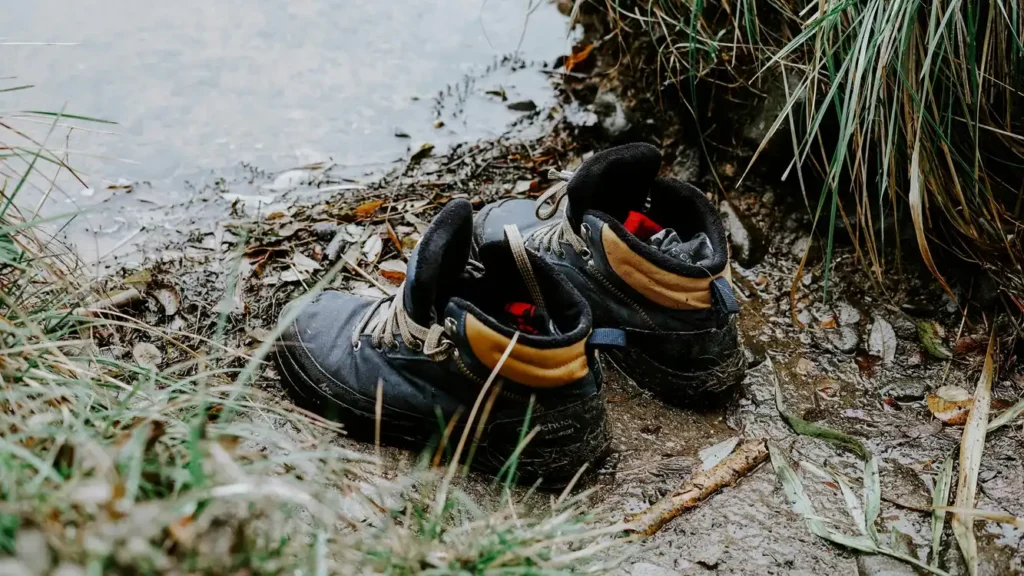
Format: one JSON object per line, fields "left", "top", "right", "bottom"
{"left": 626, "top": 438, "right": 769, "bottom": 537}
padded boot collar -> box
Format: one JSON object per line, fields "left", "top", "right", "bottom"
{"left": 566, "top": 143, "right": 661, "bottom": 228}
{"left": 403, "top": 199, "right": 474, "bottom": 325}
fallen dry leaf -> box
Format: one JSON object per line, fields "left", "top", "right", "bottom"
{"left": 151, "top": 285, "right": 180, "bottom": 316}
{"left": 563, "top": 43, "right": 594, "bottom": 72}
{"left": 132, "top": 342, "right": 162, "bottom": 368}
{"left": 927, "top": 385, "right": 973, "bottom": 425}
{"left": 385, "top": 222, "right": 403, "bottom": 253}
{"left": 354, "top": 200, "right": 384, "bottom": 220}
{"left": 378, "top": 259, "right": 407, "bottom": 285}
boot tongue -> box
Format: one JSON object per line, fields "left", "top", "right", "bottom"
{"left": 403, "top": 199, "right": 474, "bottom": 326}
{"left": 566, "top": 143, "right": 662, "bottom": 228}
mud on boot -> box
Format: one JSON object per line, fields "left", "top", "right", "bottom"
{"left": 473, "top": 143, "right": 743, "bottom": 405}
{"left": 274, "top": 199, "right": 613, "bottom": 486}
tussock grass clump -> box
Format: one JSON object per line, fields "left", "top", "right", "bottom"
{"left": 598, "top": 1, "right": 1024, "bottom": 305}
{"left": 0, "top": 116, "right": 626, "bottom": 573}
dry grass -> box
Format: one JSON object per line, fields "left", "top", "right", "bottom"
{"left": 599, "top": 1, "right": 1024, "bottom": 307}
{"left": 0, "top": 100, "right": 628, "bottom": 574}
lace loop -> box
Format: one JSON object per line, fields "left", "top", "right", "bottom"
{"left": 352, "top": 291, "right": 454, "bottom": 362}
{"left": 527, "top": 168, "right": 589, "bottom": 257}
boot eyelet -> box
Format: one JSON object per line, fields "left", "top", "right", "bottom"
{"left": 556, "top": 249, "right": 566, "bottom": 258}
{"left": 352, "top": 340, "right": 362, "bottom": 351}
{"left": 581, "top": 223, "right": 592, "bottom": 236}
{"left": 409, "top": 340, "right": 423, "bottom": 352}
{"left": 580, "top": 247, "right": 592, "bottom": 258}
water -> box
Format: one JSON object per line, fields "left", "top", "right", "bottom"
{"left": 4, "top": 0, "right": 575, "bottom": 261}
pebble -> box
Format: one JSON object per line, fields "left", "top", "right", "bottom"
{"left": 828, "top": 326, "right": 859, "bottom": 353}
{"left": 593, "top": 91, "right": 631, "bottom": 139}
{"left": 835, "top": 302, "right": 862, "bottom": 325}
{"left": 719, "top": 200, "right": 767, "bottom": 267}
{"left": 789, "top": 234, "right": 821, "bottom": 263}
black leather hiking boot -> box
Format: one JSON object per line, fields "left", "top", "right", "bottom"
{"left": 473, "top": 143, "right": 743, "bottom": 406}
{"left": 274, "top": 199, "right": 610, "bottom": 485}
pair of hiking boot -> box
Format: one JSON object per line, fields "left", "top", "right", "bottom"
{"left": 273, "top": 143, "right": 743, "bottom": 485}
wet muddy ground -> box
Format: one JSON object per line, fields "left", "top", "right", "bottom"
{"left": 43, "top": 4, "right": 1023, "bottom": 572}
{"left": 111, "top": 114, "right": 1024, "bottom": 574}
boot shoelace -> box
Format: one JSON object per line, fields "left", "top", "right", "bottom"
{"left": 530, "top": 169, "right": 589, "bottom": 258}
{"left": 352, "top": 224, "right": 543, "bottom": 360}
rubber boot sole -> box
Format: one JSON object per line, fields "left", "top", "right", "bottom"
{"left": 607, "top": 331, "right": 745, "bottom": 407}
{"left": 273, "top": 340, "right": 609, "bottom": 488}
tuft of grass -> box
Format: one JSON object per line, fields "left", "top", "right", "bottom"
{"left": 601, "top": 1, "right": 1024, "bottom": 304}
{"left": 0, "top": 81, "right": 627, "bottom": 574}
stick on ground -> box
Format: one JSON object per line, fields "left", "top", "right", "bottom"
{"left": 626, "top": 438, "right": 768, "bottom": 537}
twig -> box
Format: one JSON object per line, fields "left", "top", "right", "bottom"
{"left": 73, "top": 287, "right": 142, "bottom": 316}
{"left": 626, "top": 438, "right": 768, "bottom": 537}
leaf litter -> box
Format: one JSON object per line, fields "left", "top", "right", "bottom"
{"left": 770, "top": 359, "right": 951, "bottom": 575}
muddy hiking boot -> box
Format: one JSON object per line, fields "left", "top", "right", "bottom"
{"left": 473, "top": 143, "right": 743, "bottom": 405}
{"left": 274, "top": 199, "right": 614, "bottom": 485}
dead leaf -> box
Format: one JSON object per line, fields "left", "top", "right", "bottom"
{"left": 378, "top": 259, "right": 407, "bottom": 285}
{"left": 820, "top": 317, "right": 837, "bottom": 329}
{"left": 123, "top": 269, "right": 152, "bottom": 291}
{"left": 918, "top": 321, "right": 952, "bottom": 359}
{"left": 132, "top": 342, "right": 162, "bottom": 368}
{"left": 563, "top": 43, "right": 594, "bottom": 72}
{"left": 167, "top": 514, "right": 196, "bottom": 547}
{"left": 385, "top": 222, "right": 403, "bottom": 253}
{"left": 362, "top": 234, "right": 383, "bottom": 263}
{"left": 151, "top": 285, "right": 180, "bottom": 316}
{"left": 699, "top": 437, "right": 740, "bottom": 471}
{"left": 927, "top": 385, "right": 973, "bottom": 425}
{"left": 280, "top": 252, "right": 321, "bottom": 283}
{"left": 354, "top": 200, "right": 384, "bottom": 220}
{"left": 485, "top": 88, "right": 508, "bottom": 100}
{"left": 868, "top": 317, "right": 897, "bottom": 364}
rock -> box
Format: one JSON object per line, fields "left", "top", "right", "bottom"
{"left": 506, "top": 100, "right": 537, "bottom": 112}
{"left": 742, "top": 68, "right": 806, "bottom": 146}
{"left": 884, "top": 377, "right": 929, "bottom": 401}
{"left": 789, "top": 234, "right": 821, "bottom": 264}
{"left": 719, "top": 200, "right": 767, "bottom": 267}
{"left": 797, "top": 309, "right": 813, "bottom": 325}
{"left": 828, "top": 326, "right": 859, "bottom": 353}
{"left": 592, "top": 91, "right": 631, "bottom": 140}
{"left": 671, "top": 147, "right": 701, "bottom": 182}
{"left": 835, "top": 302, "right": 862, "bottom": 326}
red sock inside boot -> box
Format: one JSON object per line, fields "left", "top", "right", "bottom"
{"left": 622, "top": 211, "right": 664, "bottom": 241}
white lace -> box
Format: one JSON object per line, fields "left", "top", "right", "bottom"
{"left": 529, "top": 168, "right": 589, "bottom": 257}
{"left": 352, "top": 224, "right": 542, "bottom": 359}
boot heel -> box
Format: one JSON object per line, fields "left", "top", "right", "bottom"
{"left": 475, "top": 392, "right": 609, "bottom": 488}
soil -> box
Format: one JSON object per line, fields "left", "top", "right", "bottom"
{"left": 97, "top": 27, "right": 1024, "bottom": 576}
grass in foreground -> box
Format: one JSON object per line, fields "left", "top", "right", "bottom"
{"left": 0, "top": 110, "right": 628, "bottom": 574}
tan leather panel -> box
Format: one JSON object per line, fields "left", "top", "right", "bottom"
{"left": 464, "top": 314, "right": 589, "bottom": 388}
{"left": 601, "top": 225, "right": 730, "bottom": 310}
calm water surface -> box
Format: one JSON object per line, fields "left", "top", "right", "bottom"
{"left": 5, "top": 0, "right": 574, "bottom": 260}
